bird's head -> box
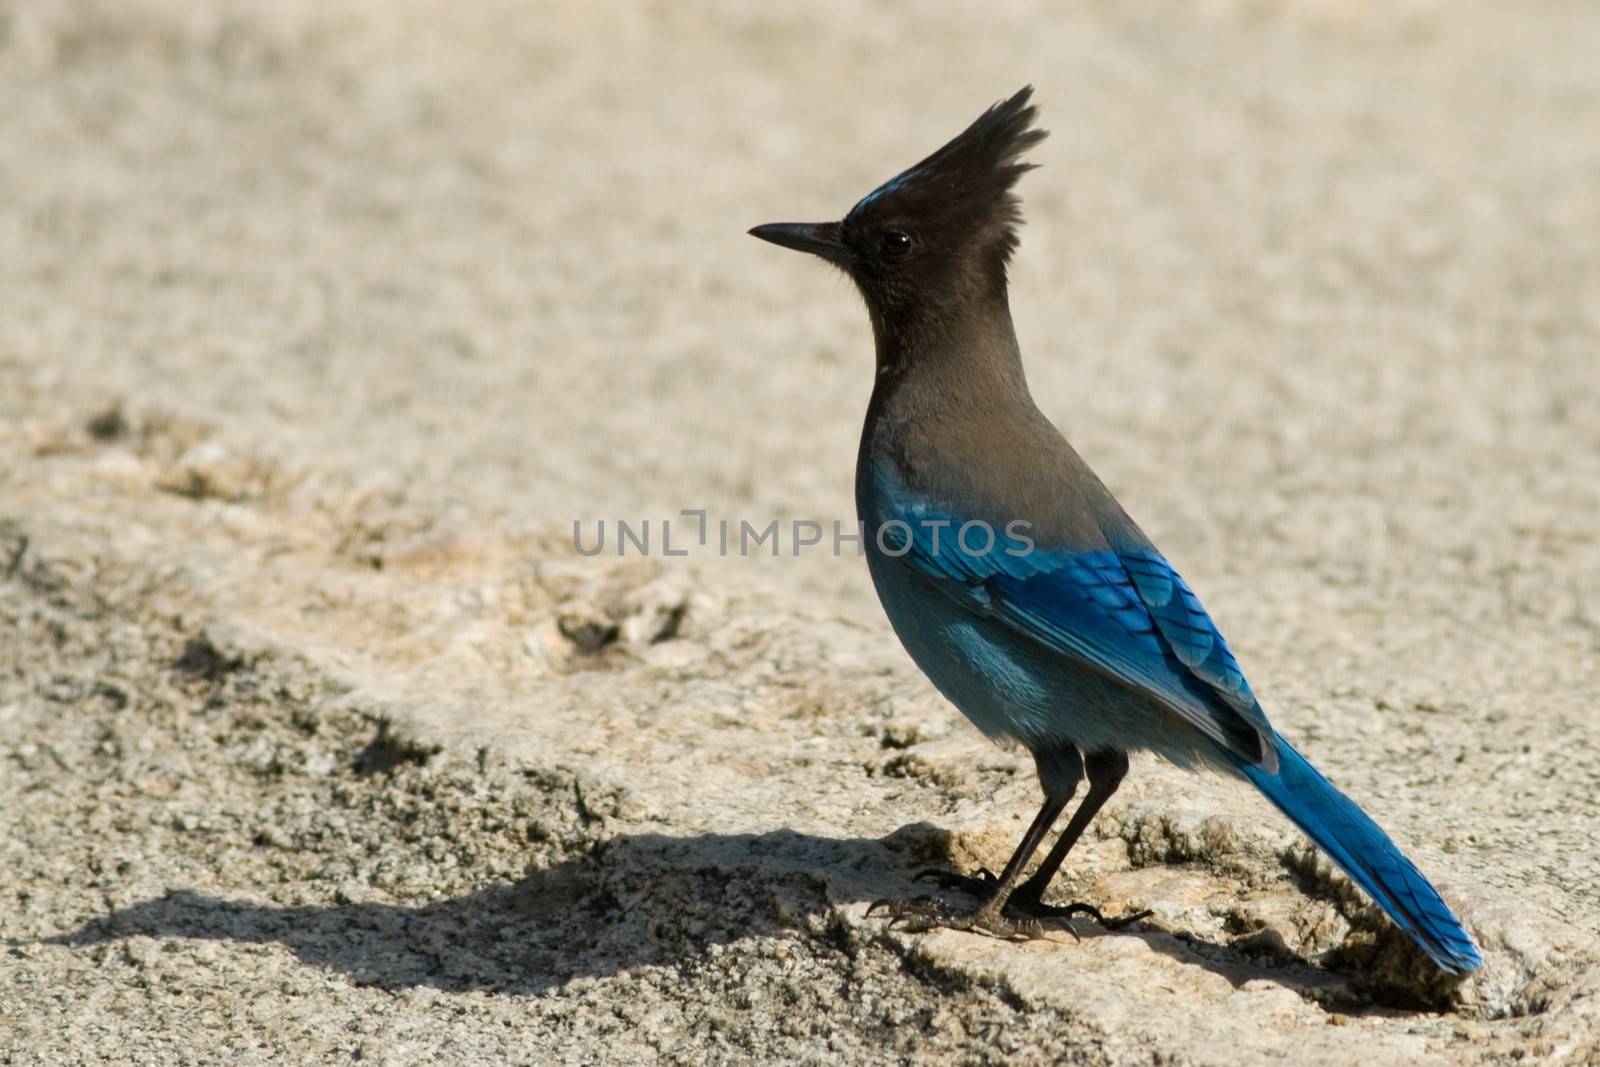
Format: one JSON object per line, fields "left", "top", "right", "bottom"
{"left": 751, "top": 86, "right": 1047, "bottom": 329}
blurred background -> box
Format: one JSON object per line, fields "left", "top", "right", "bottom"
{"left": 7, "top": 1, "right": 1596, "bottom": 596}
{"left": 3, "top": 2, "right": 1598, "bottom": 1063}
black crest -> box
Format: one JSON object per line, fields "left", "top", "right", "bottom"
{"left": 846, "top": 86, "right": 1047, "bottom": 270}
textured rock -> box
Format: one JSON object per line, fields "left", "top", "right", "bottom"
{"left": 3, "top": 1, "right": 1599, "bottom": 1063}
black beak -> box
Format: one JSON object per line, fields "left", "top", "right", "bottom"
{"left": 748, "top": 221, "right": 849, "bottom": 268}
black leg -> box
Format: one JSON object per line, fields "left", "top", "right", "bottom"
{"left": 925, "top": 745, "right": 1082, "bottom": 900}
{"left": 918, "top": 786, "right": 1068, "bottom": 904}
{"left": 1006, "top": 749, "right": 1140, "bottom": 925}
{"left": 869, "top": 746, "right": 1084, "bottom": 938}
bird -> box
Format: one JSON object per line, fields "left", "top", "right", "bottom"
{"left": 748, "top": 86, "right": 1482, "bottom": 974}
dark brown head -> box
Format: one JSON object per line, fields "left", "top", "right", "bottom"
{"left": 751, "top": 87, "right": 1047, "bottom": 330}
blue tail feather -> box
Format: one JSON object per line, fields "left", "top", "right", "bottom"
{"left": 1240, "top": 736, "right": 1482, "bottom": 973}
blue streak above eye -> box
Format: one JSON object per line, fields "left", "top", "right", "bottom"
{"left": 850, "top": 167, "right": 921, "bottom": 215}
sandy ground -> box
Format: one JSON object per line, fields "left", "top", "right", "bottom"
{"left": 3, "top": 1, "right": 1599, "bottom": 1063}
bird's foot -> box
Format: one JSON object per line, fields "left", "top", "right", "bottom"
{"left": 865, "top": 895, "right": 1065, "bottom": 942}
{"left": 1005, "top": 889, "right": 1153, "bottom": 931}
{"left": 876, "top": 870, "right": 1154, "bottom": 935}
{"left": 913, "top": 866, "right": 1001, "bottom": 897}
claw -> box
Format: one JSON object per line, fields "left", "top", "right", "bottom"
{"left": 870, "top": 881, "right": 1150, "bottom": 944}
{"left": 914, "top": 866, "right": 997, "bottom": 884}
{"left": 867, "top": 893, "right": 934, "bottom": 917}
{"left": 1016, "top": 897, "right": 1152, "bottom": 932}
{"left": 1103, "top": 908, "right": 1154, "bottom": 931}
{"left": 868, "top": 896, "right": 1073, "bottom": 943}
{"left": 913, "top": 866, "right": 1001, "bottom": 895}
{"left": 1032, "top": 901, "right": 1106, "bottom": 925}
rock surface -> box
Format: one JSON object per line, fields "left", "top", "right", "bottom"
{"left": 3, "top": 2, "right": 1599, "bottom": 1063}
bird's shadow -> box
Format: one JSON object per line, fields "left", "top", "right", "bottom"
{"left": 44, "top": 826, "right": 1429, "bottom": 1008}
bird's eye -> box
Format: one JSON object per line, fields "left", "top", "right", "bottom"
{"left": 881, "top": 232, "right": 912, "bottom": 258}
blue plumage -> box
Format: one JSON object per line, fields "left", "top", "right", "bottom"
{"left": 870, "top": 478, "right": 1273, "bottom": 769}
{"left": 866, "top": 474, "right": 1480, "bottom": 971}
{"left": 1242, "top": 739, "right": 1484, "bottom": 973}
{"left": 752, "top": 85, "right": 1481, "bottom": 974}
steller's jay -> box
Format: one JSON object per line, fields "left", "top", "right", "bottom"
{"left": 749, "top": 87, "right": 1481, "bottom": 973}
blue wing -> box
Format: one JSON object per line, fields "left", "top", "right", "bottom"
{"left": 879, "top": 507, "right": 1274, "bottom": 768}
{"left": 873, "top": 488, "right": 1485, "bottom": 970}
